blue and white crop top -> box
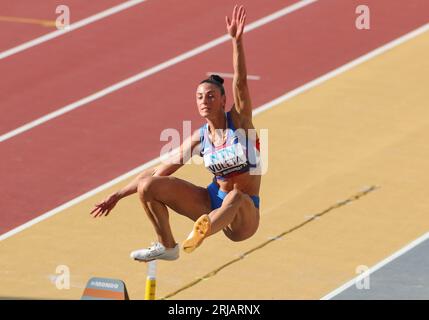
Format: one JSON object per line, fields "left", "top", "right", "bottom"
{"left": 199, "top": 111, "right": 261, "bottom": 180}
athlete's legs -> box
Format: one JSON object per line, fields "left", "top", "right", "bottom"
{"left": 137, "top": 176, "right": 212, "bottom": 248}
{"left": 183, "top": 187, "right": 260, "bottom": 252}
{"left": 208, "top": 188, "right": 260, "bottom": 241}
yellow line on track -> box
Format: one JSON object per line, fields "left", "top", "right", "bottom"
{"left": 0, "top": 16, "right": 56, "bottom": 28}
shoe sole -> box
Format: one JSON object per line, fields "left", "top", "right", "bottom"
{"left": 134, "top": 258, "right": 155, "bottom": 263}
{"left": 134, "top": 258, "right": 175, "bottom": 263}
{"left": 131, "top": 247, "right": 179, "bottom": 262}
{"left": 183, "top": 214, "right": 211, "bottom": 253}
{"left": 132, "top": 255, "right": 179, "bottom": 263}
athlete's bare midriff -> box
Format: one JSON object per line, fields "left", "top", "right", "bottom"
{"left": 215, "top": 172, "right": 261, "bottom": 196}
{"left": 207, "top": 109, "right": 261, "bottom": 197}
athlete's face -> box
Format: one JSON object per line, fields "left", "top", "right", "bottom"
{"left": 196, "top": 83, "right": 226, "bottom": 118}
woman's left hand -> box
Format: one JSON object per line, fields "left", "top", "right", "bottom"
{"left": 90, "top": 192, "right": 120, "bottom": 218}
{"left": 226, "top": 5, "right": 246, "bottom": 40}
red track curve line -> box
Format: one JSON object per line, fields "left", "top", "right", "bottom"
{"left": 0, "top": 0, "right": 149, "bottom": 61}
{"left": 0, "top": 0, "right": 318, "bottom": 143}
{"left": 1, "top": 23, "right": 427, "bottom": 242}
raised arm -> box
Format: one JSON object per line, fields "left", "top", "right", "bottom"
{"left": 226, "top": 5, "right": 252, "bottom": 121}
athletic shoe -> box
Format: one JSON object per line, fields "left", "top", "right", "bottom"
{"left": 183, "top": 214, "right": 211, "bottom": 253}
{"left": 130, "top": 242, "right": 179, "bottom": 262}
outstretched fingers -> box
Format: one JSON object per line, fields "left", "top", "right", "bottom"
{"left": 90, "top": 205, "right": 99, "bottom": 215}
{"left": 105, "top": 207, "right": 113, "bottom": 216}
{"left": 233, "top": 4, "right": 238, "bottom": 21}
{"left": 240, "top": 12, "right": 246, "bottom": 25}
{"left": 93, "top": 207, "right": 103, "bottom": 218}
{"left": 91, "top": 203, "right": 106, "bottom": 218}
{"left": 238, "top": 5, "right": 244, "bottom": 19}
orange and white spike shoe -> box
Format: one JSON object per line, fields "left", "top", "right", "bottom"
{"left": 183, "top": 214, "right": 211, "bottom": 253}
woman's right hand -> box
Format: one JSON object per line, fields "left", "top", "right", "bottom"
{"left": 226, "top": 5, "right": 246, "bottom": 40}
{"left": 90, "top": 192, "right": 121, "bottom": 218}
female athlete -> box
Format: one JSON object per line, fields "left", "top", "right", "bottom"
{"left": 91, "top": 5, "right": 262, "bottom": 262}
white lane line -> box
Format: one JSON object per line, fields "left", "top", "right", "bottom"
{"left": 320, "top": 232, "right": 429, "bottom": 300}
{"left": 0, "top": 0, "right": 149, "bottom": 61}
{"left": 1, "top": 17, "right": 428, "bottom": 242}
{"left": 253, "top": 23, "right": 429, "bottom": 117}
{"left": 206, "top": 72, "right": 261, "bottom": 80}
{"left": 0, "top": 0, "right": 318, "bottom": 143}
{"left": 0, "top": 157, "right": 160, "bottom": 242}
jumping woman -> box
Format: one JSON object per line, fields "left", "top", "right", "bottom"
{"left": 91, "top": 5, "right": 261, "bottom": 262}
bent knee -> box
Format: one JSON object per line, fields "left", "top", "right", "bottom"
{"left": 224, "top": 224, "right": 259, "bottom": 242}
{"left": 226, "top": 230, "right": 256, "bottom": 242}
{"left": 137, "top": 176, "right": 156, "bottom": 202}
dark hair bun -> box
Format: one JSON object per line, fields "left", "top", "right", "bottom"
{"left": 209, "top": 74, "right": 224, "bottom": 85}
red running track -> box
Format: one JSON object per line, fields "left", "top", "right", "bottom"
{"left": 1, "top": 0, "right": 428, "bottom": 235}
{"left": 0, "top": 0, "right": 297, "bottom": 133}
{"left": 0, "top": 0, "right": 124, "bottom": 51}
